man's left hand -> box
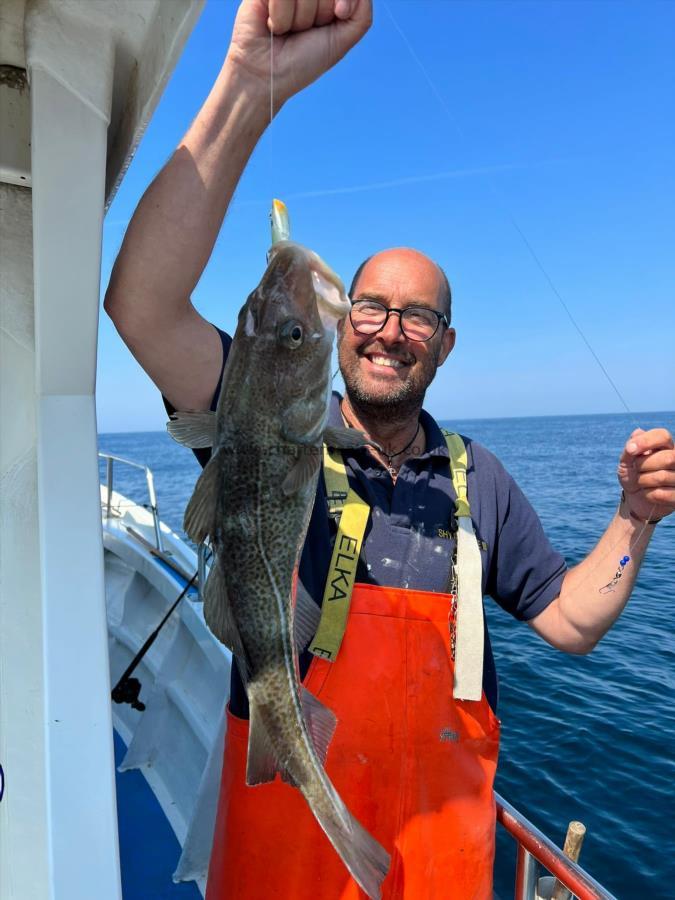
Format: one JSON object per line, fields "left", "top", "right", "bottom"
{"left": 618, "top": 427, "right": 675, "bottom": 523}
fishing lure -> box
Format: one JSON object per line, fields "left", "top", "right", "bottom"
{"left": 599, "top": 556, "right": 630, "bottom": 594}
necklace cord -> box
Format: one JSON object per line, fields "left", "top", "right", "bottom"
{"left": 382, "top": 422, "right": 421, "bottom": 467}
{"left": 341, "top": 401, "right": 421, "bottom": 472}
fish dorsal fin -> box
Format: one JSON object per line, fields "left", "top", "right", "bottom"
{"left": 323, "top": 425, "right": 376, "bottom": 450}
{"left": 184, "top": 453, "right": 220, "bottom": 544}
{"left": 300, "top": 686, "right": 337, "bottom": 766}
{"left": 167, "top": 410, "right": 217, "bottom": 448}
{"left": 202, "top": 559, "right": 247, "bottom": 670}
{"left": 293, "top": 580, "right": 322, "bottom": 653}
{"left": 282, "top": 447, "right": 322, "bottom": 495}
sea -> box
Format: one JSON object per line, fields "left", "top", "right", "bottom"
{"left": 99, "top": 410, "right": 675, "bottom": 900}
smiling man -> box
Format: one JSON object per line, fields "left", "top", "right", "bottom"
{"left": 338, "top": 248, "right": 455, "bottom": 475}
{"left": 104, "top": 1, "right": 675, "bottom": 897}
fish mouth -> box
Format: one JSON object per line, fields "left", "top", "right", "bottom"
{"left": 311, "top": 269, "right": 350, "bottom": 331}
{"left": 267, "top": 240, "right": 350, "bottom": 331}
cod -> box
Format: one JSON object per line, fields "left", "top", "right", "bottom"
{"left": 169, "top": 241, "right": 390, "bottom": 900}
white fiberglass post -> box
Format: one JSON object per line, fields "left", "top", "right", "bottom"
{"left": 25, "top": 3, "right": 121, "bottom": 898}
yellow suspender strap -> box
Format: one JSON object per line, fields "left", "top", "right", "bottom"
{"left": 309, "top": 448, "right": 369, "bottom": 661}
{"left": 442, "top": 429, "right": 485, "bottom": 702}
{"left": 322, "top": 445, "right": 350, "bottom": 517}
{"left": 313, "top": 435, "right": 484, "bottom": 700}
{"left": 442, "top": 430, "right": 471, "bottom": 517}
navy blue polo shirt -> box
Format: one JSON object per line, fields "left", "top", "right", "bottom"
{"left": 165, "top": 326, "right": 567, "bottom": 717}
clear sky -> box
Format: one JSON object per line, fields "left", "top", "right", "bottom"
{"left": 97, "top": 0, "right": 675, "bottom": 433}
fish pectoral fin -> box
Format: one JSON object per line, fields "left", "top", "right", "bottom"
{"left": 323, "top": 426, "right": 382, "bottom": 452}
{"left": 202, "top": 560, "right": 247, "bottom": 665}
{"left": 300, "top": 687, "right": 337, "bottom": 766}
{"left": 293, "top": 580, "right": 321, "bottom": 653}
{"left": 246, "top": 701, "right": 298, "bottom": 787}
{"left": 183, "top": 453, "right": 220, "bottom": 544}
{"left": 282, "top": 448, "right": 321, "bottom": 495}
{"left": 167, "top": 410, "right": 217, "bottom": 449}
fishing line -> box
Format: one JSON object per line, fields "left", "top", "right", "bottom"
{"left": 270, "top": 25, "right": 274, "bottom": 127}
{"left": 380, "top": 1, "right": 661, "bottom": 563}
{"left": 381, "top": 1, "right": 638, "bottom": 426}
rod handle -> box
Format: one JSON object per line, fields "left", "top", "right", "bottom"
{"left": 551, "top": 821, "right": 586, "bottom": 900}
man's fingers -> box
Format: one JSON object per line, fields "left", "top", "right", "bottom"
{"left": 269, "top": 0, "right": 295, "bottom": 34}
{"left": 634, "top": 469, "right": 675, "bottom": 490}
{"left": 325, "top": 0, "right": 372, "bottom": 63}
{"left": 624, "top": 427, "right": 674, "bottom": 457}
{"left": 291, "top": 0, "right": 319, "bottom": 32}
{"left": 316, "top": 0, "right": 336, "bottom": 26}
{"left": 346, "top": 0, "right": 372, "bottom": 29}
{"left": 335, "top": 0, "right": 357, "bottom": 18}
{"left": 258, "top": 0, "right": 371, "bottom": 103}
{"left": 268, "top": 0, "right": 360, "bottom": 34}
{"left": 633, "top": 447, "right": 675, "bottom": 474}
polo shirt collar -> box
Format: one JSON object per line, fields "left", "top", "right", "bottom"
{"left": 328, "top": 391, "right": 450, "bottom": 464}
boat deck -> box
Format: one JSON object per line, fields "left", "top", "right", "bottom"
{"left": 114, "top": 732, "right": 201, "bottom": 899}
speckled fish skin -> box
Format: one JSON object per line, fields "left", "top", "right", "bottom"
{"left": 183, "top": 242, "right": 390, "bottom": 899}
{"left": 209, "top": 243, "right": 333, "bottom": 697}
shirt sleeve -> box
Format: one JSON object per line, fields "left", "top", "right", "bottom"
{"left": 469, "top": 440, "right": 567, "bottom": 621}
{"left": 162, "top": 325, "right": 232, "bottom": 469}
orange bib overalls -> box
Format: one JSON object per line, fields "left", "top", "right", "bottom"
{"left": 206, "top": 434, "right": 499, "bottom": 899}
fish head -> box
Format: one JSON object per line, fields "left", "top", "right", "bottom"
{"left": 236, "top": 242, "right": 350, "bottom": 443}
{"left": 263, "top": 240, "right": 350, "bottom": 332}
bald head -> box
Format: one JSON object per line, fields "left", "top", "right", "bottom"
{"left": 349, "top": 248, "right": 452, "bottom": 322}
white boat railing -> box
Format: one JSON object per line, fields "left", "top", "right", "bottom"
{"left": 100, "top": 452, "right": 164, "bottom": 553}
{"left": 99, "top": 452, "right": 212, "bottom": 601}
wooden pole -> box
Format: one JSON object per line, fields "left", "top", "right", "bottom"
{"left": 551, "top": 821, "right": 587, "bottom": 900}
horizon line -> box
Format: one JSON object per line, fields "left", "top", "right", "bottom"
{"left": 97, "top": 407, "right": 675, "bottom": 437}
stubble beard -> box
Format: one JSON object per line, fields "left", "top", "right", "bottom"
{"left": 338, "top": 340, "right": 439, "bottom": 425}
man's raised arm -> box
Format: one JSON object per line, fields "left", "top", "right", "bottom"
{"left": 104, "top": 0, "right": 372, "bottom": 412}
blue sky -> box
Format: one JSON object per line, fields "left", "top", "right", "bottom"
{"left": 98, "top": 0, "right": 675, "bottom": 433}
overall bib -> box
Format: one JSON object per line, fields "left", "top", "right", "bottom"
{"left": 206, "top": 434, "right": 500, "bottom": 899}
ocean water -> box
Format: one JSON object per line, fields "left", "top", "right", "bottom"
{"left": 99, "top": 410, "right": 675, "bottom": 899}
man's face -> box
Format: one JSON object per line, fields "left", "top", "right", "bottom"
{"left": 338, "top": 249, "right": 456, "bottom": 415}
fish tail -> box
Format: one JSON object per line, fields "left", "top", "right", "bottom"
{"left": 307, "top": 780, "right": 390, "bottom": 900}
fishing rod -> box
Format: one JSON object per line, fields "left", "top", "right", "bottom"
{"left": 111, "top": 570, "right": 198, "bottom": 711}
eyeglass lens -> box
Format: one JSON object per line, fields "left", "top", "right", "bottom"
{"left": 351, "top": 300, "right": 441, "bottom": 341}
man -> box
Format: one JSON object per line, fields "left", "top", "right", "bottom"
{"left": 104, "top": 2, "right": 675, "bottom": 897}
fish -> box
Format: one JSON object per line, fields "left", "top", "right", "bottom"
{"left": 168, "top": 239, "right": 391, "bottom": 899}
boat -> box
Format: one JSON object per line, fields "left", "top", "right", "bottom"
{"left": 101, "top": 451, "right": 228, "bottom": 895}
{"left": 0, "top": 1, "right": 622, "bottom": 896}
{"left": 98, "top": 452, "right": 617, "bottom": 900}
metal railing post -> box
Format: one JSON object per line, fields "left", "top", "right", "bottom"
{"left": 495, "top": 793, "right": 617, "bottom": 900}
{"left": 145, "top": 469, "right": 163, "bottom": 553}
{"left": 515, "top": 845, "right": 539, "bottom": 900}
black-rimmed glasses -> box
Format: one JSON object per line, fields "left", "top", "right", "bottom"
{"left": 350, "top": 298, "right": 448, "bottom": 342}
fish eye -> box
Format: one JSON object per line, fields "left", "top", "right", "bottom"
{"left": 279, "top": 320, "right": 305, "bottom": 349}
